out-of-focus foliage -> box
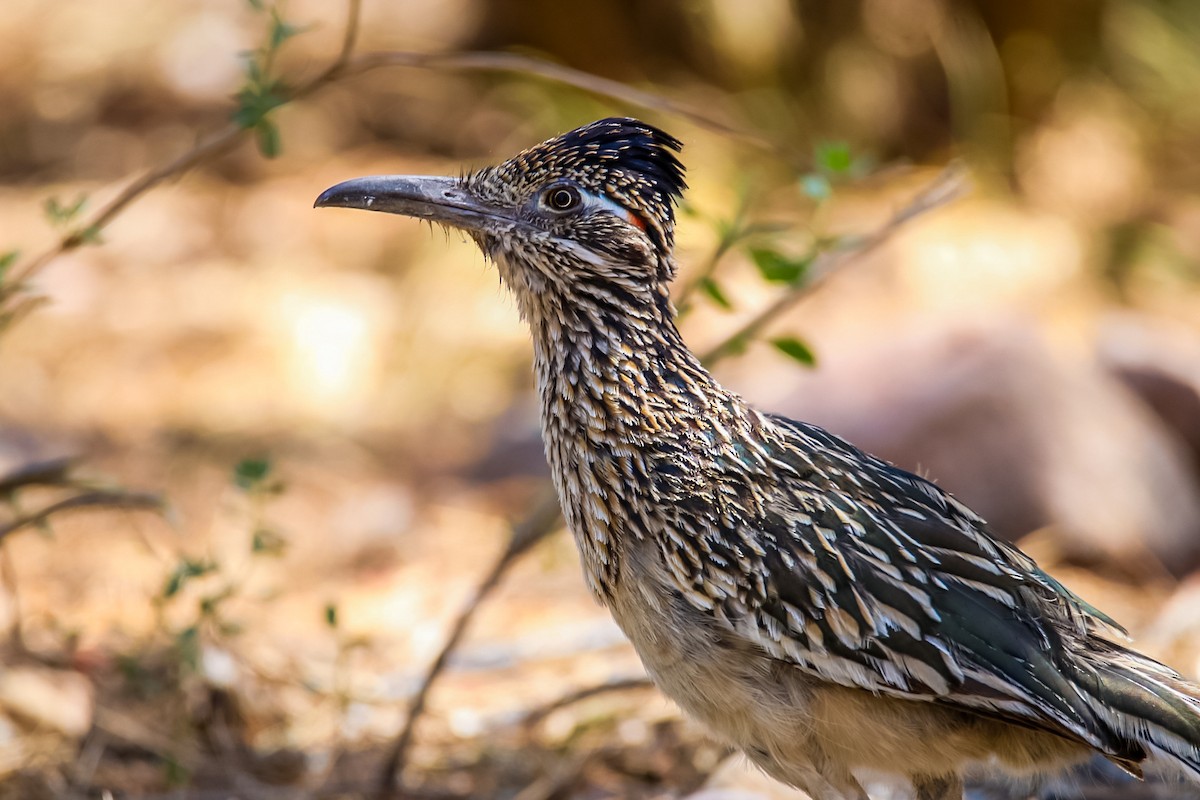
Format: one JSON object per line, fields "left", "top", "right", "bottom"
{"left": 0, "top": 1, "right": 1199, "bottom": 798}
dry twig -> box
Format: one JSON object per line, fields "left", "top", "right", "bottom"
{"left": 0, "top": 490, "right": 164, "bottom": 543}
{"left": 342, "top": 50, "right": 775, "bottom": 153}
{"left": 5, "top": 41, "right": 775, "bottom": 294}
{"left": 376, "top": 486, "right": 562, "bottom": 798}
{"left": 700, "top": 162, "right": 970, "bottom": 364}
{"left": 0, "top": 457, "right": 77, "bottom": 496}
{"left": 5, "top": 0, "right": 364, "bottom": 290}
{"left": 521, "top": 677, "right": 656, "bottom": 728}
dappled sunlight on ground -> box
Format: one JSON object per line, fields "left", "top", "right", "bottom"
{"left": 2, "top": 1, "right": 1200, "bottom": 798}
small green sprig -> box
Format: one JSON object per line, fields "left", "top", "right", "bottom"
{"left": 233, "top": 2, "right": 308, "bottom": 158}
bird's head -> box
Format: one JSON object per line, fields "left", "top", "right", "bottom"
{"left": 315, "top": 118, "right": 687, "bottom": 318}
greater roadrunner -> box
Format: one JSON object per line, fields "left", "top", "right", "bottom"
{"left": 316, "top": 118, "right": 1200, "bottom": 800}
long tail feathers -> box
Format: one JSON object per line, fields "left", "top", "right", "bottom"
{"left": 1078, "top": 644, "right": 1200, "bottom": 782}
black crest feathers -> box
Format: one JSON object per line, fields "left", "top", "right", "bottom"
{"left": 553, "top": 117, "right": 688, "bottom": 214}
{"left": 479, "top": 117, "right": 687, "bottom": 250}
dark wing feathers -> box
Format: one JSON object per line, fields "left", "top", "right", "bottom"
{"left": 658, "top": 412, "right": 1142, "bottom": 760}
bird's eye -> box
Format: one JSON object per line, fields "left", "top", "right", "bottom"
{"left": 543, "top": 185, "right": 582, "bottom": 213}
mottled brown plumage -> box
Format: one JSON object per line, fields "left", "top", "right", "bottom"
{"left": 317, "top": 118, "right": 1200, "bottom": 800}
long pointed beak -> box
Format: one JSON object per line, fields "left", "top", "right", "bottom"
{"left": 314, "top": 175, "right": 510, "bottom": 234}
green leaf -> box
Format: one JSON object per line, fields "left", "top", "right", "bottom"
{"left": 77, "top": 225, "right": 104, "bottom": 245}
{"left": 714, "top": 216, "right": 738, "bottom": 242}
{"left": 163, "top": 558, "right": 216, "bottom": 598}
{"left": 269, "top": 10, "right": 304, "bottom": 49}
{"left": 251, "top": 527, "right": 287, "bottom": 556}
{"left": 699, "top": 277, "right": 733, "bottom": 310}
{"left": 218, "top": 620, "right": 244, "bottom": 637}
{"left": 174, "top": 625, "right": 201, "bottom": 672}
{"left": 65, "top": 225, "right": 104, "bottom": 249}
{"left": 243, "top": 55, "right": 263, "bottom": 86}
{"left": 324, "top": 602, "right": 338, "bottom": 629}
{"left": 749, "top": 247, "right": 810, "bottom": 284}
{"left": 247, "top": 0, "right": 265, "bottom": 10}
{"left": 163, "top": 754, "right": 190, "bottom": 787}
{"left": 232, "top": 80, "right": 286, "bottom": 130}
{"left": 722, "top": 334, "right": 749, "bottom": 357}
{"left": 116, "top": 653, "right": 164, "bottom": 698}
{"left": 44, "top": 195, "right": 88, "bottom": 226}
{"left": 770, "top": 336, "right": 817, "bottom": 367}
{"left": 0, "top": 250, "right": 17, "bottom": 282}
{"left": 815, "top": 141, "right": 853, "bottom": 175}
{"left": 799, "top": 173, "right": 832, "bottom": 202}
{"left": 232, "top": 94, "right": 261, "bottom": 129}
{"left": 233, "top": 457, "right": 272, "bottom": 490}
{"left": 255, "top": 119, "right": 281, "bottom": 158}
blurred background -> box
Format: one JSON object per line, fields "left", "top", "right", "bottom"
{"left": 1, "top": 0, "right": 1200, "bottom": 797}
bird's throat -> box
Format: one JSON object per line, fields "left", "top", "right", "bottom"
{"left": 521, "top": 285, "right": 718, "bottom": 600}
{"left": 526, "top": 288, "right": 704, "bottom": 441}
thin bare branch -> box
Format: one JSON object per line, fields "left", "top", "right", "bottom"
{"left": 311, "top": 0, "right": 363, "bottom": 84}
{"left": 0, "top": 490, "right": 164, "bottom": 542}
{"left": 341, "top": 50, "right": 777, "bottom": 154}
{"left": 0, "top": 457, "right": 77, "bottom": 496}
{"left": 510, "top": 752, "right": 589, "bottom": 800}
{"left": 6, "top": 0, "right": 367, "bottom": 290}
{"left": 336, "top": 0, "right": 363, "bottom": 69}
{"left": 522, "top": 677, "right": 655, "bottom": 728}
{"left": 376, "top": 487, "right": 563, "bottom": 798}
{"left": 0, "top": 294, "right": 49, "bottom": 335}
{"left": 700, "top": 162, "right": 970, "bottom": 365}
{"left": 7, "top": 126, "right": 245, "bottom": 288}
{"left": 5, "top": 29, "right": 780, "bottom": 295}
{"left": 675, "top": 220, "right": 786, "bottom": 316}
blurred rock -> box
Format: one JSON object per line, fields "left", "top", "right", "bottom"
{"left": 0, "top": 666, "right": 94, "bottom": 737}
{"left": 1097, "top": 313, "right": 1200, "bottom": 477}
{"left": 775, "top": 320, "right": 1200, "bottom": 576}
{"left": 1142, "top": 573, "right": 1200, "bottom": 679}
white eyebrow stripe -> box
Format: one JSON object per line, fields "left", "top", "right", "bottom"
{"left": 582, "top": 189, "right": 639, "bottom": 227}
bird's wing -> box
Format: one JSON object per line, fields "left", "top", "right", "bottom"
{"left": 653, "top": 412, "right": 1136, "bottom": 759}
